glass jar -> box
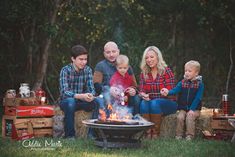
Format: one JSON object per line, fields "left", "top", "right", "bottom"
{"left": 19, "top": 83, "right": 30, "bottom": 98}
{"left": 5, "top": 89, "right": 16, "bottom": 98}
{"left": 35, "top": 88, "right": 46, "bottom": 104}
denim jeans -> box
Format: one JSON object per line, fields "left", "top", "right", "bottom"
{"left": 140, "top": 98, "right": 177, "bottom": 115}
{"left": 128, "top": 95, "right": 141, "bottom": 115}
{"left": 60, "top": 98, "right": 99, "bottom": 138}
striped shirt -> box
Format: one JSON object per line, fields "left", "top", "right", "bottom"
{"left": 139, "top": 67, "right": 176, "bottom": 100}
{"left": 59, "top": 63, "right": 95, "bottom": 100}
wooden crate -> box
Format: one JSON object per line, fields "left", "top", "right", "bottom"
{"left": 3, "top": 98, "right": 39, "bottom": 106}
{"left": 34, "top": 128, "right": 53, "bottom": 137}
{"left": 211, "top": 117, "right": 235, "bottom": 131}
{"left": 213, "top": 129, "right": 234, "bottom": 140}
{"left": 4, "top": 105, "right": 54, "bottom": 117}
{"left": 2, "top": 115, "right": 53, "bottom": 138}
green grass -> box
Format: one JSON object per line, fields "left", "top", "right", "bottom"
{"left": 0, "top": 105, "right": 234, "bottom": 157}
{"left": 0, "top": 137, "right": 234, "bottom": 157}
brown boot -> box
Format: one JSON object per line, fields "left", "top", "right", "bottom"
{"left": 142, "top": 114, "right": 152, "bottom": 139}
{"left": 150, "top": 114, "right": 162, "bottom": 139}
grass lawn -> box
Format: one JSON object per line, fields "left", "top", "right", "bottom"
{"left": 0, "top": 106, "right": 234, "bottom": 157}
{"left": 0, "top": 136, "right": 234, "bottom": 157}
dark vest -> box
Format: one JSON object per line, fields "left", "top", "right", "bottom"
{"left": 177, "top": 79, "right": 202, "bottom": 111}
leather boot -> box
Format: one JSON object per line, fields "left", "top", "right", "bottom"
{"left": 142, "top": 114, "right": 152, "bottom": 139}
{"left": 150, "top": 114, "right": 162, "bottom": 139}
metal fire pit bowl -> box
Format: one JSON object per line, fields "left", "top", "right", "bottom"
{"left": 82, "top": 119, "right": 154, "bottom": 148}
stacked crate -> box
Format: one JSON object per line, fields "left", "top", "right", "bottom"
{"left": 2, "top": 97, "right": 54, "bottom": 140}
{"left": 211, "top": 115, "right": 235, "bottom": 140}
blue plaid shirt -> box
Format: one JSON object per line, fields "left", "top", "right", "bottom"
{"left": 59, "top": 63, "right": 95, "bottom": 100}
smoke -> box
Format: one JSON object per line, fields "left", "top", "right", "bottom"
{"left": 98, "top": 85, "right": 133, "bottom": 120}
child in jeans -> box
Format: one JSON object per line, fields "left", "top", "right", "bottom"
{"left": 161, "top": 60, "right": 204, "bottom": 140}
{"left": 109, "top": 55, "right": 137, "bottom": 107}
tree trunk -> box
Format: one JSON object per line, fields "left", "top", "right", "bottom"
{"left": 26, "top": 19, "right": 36, "bottom": 76}
{"left": 33, "top": 0, "right": 61, "bottom": 90}
{"left": 225, "top": 30, "right": 234, "bottom": 94}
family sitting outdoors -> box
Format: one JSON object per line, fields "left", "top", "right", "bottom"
{"left": 59, "top": 41, "right": 204, "bottom": 141}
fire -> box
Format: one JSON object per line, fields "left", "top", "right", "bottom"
{"left": 124, "top": 115, "right": 131, "bottom": 119}
{"left": 107, "top": 104, "right": 112, "bottom": 110}
{"left": 98, "top": 103, "right": 132, "bottom": 121}
{"left": 99, "top": 109, "right": 106, "bottom": 121}
{"left": 109, "top": 113, "right": 118, "bottom": 120}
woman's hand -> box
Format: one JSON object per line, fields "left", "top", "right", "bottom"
{"left": 160, "top": 88, "right": 169, "bottom": 96}
{"left": 139, "top": 92, "right": 150, "bottom": 101}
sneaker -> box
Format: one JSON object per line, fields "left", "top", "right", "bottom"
{"left": 185, "top": 135, "right": 193, "bottom": 141}
{"left": 175, "top": 136, "right": 183, "bottom": 140}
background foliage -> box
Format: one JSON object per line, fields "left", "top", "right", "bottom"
{"left": 0, "top": 0, "right": 234, "bottom": 110}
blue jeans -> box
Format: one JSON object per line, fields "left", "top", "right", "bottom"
{"left": 128, "top": 95, "right": 141, "bottom": 115}
{"left": 140, "top": 98, "right": 177, "bottom": 115}
{"left": 60, "top": 98, "right": 99, "bottom": 138}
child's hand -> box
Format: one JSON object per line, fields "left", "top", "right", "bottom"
{"left": 187, "top": 110, "right": 195, "bottom": 116}
{"left": 124, "top": 96, "right": 128, "bottom": 102}
{"left": 110, "top": 86, "right": 121, "bottom": 98}
{"left": 160, "top": 88, "right": 169, "bottom": 96}
{"left": 125, "top": 87, "right": 136, "bottom": 96}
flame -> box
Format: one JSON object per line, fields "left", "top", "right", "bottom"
{"left": 99, "top": 109, "right": 106, "bottom": 121}
{"left": 98, "top": 103, "right": 132, "bottom": 121}
{"left": 124, "top": 115, "right": 131, "bottom": 119}
{"left": 109, "top": 113, "right": 118, "bottom": 120}
{"left": 107, "top": 104, "right": 112, "bottom": 111}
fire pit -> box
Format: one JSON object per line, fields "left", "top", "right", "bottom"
{"left": 82, "top": 117, "right": 154, "bottom": 148}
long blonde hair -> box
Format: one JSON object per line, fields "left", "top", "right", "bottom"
{"left": 140, "top": 46, "right": 167, "bottom": 77}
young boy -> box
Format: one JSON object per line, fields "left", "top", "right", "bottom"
{"left": 161, "top": 60, "right": 204, "bottom": 140}
{"left": 59, "top": 44, "right": 99, "bottom": 138}
{"left": 109, "top": 55, "right": 137, "bottom": 107}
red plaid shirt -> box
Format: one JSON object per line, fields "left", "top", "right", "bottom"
{"left": 139, "top": 67, "right": 176, "bottom": 100}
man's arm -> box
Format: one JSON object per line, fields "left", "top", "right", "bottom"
{"left": 93, "top": 71, "right": 103, "bottom": 84}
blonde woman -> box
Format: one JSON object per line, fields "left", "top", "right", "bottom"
{"left": 139, "top": 46, "right": 177, "bottom": 139}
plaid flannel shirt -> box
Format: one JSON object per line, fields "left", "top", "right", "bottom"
{"left": 59, "top": 63, "right": 95, "bottom": 100}
{"left": 139, "top": 67, "right": 176, "bottom": 100}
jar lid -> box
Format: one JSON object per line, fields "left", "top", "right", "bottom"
{"left": 20, "top": 83, "right": 29, "bottom": 86}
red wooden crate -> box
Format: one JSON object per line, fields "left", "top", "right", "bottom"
{"left": 3, "top": 98, "right": 40, "bottom": 106}
{"left": 2, "top": 115, "right": 53, "bottom": 139}
{"left": 4, "top": 105, "right": 54, "bottom": 117}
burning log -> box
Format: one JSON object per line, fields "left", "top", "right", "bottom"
{"left": 95, "top": 119, "right": 139, "bottom": 125}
